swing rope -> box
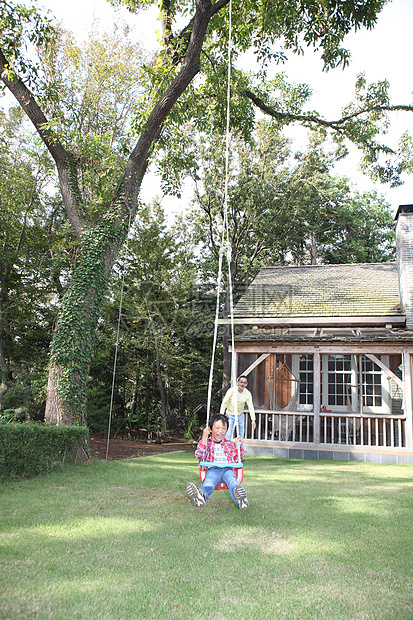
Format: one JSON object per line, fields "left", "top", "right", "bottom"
{"left": 106, "top": 211, "right": 132, "bottom": 460}
{"left": 204, "top": 0, "right": 242, "bottom": 464}
{"left": 107, "top": 1, "right": 238, "bottom": 463}
{"left": 206, "top": 0, "right": 233, "bottom": 423}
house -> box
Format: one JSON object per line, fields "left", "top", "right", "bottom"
{"left": 227, "top": 204, "right": 413, "bottom": 464}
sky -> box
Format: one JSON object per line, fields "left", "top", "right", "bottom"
{"left": 27, "top": 0, "right": 413, "bottom": 217}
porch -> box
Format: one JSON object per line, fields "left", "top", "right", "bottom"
{"left": 244, "top": 410, "right": 412, "bottom": 464}
{"left": 236, "top": 341, "right": 413, "bottom": 464}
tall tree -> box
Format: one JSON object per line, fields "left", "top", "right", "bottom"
{"left": 1, "top": 0, "right": 408, "bottom": 424}
{"left": 185, "top": 123, "right": 396, "bottom": 384}
{"left": 2, "top": 15, "right": 147, "bottom": 424}
{"left": 275, "top": 136, "right": 396, "bottom": 264}
{"left": 0, "top": 107, "right": 57, "bottom": 411}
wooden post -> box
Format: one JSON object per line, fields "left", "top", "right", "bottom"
{"left": 314, "top": 351, "right": 321, "bottom": 444}
{"left": 402, "top": 350, "right": 413, "bottom": 451}
{"left": 359, "top": 354, "right": 363, "bottom": 415}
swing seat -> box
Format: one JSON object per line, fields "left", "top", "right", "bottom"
{"left": 199, "top": 461, "right": 243, "bottom": 490}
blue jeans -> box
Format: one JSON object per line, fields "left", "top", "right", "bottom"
{"left": 200, "top": 467, "right": 241, "bottom": 505}
{"left": 225, "top": 413, "right": 244, "bottom": 441}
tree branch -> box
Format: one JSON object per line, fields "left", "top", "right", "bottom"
{"left": 0, "top": 48, "right": 86, "bottom": 236}
{"left": 172, "top": 0, "right": 229, "bottom": 60}
{"left": 242, "top": 88, "right": 413, "bottom": 132}
{"left": 119, "top": 0, "right": 229, "bottom": 214}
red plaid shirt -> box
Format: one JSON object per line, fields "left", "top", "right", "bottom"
{"left": 195, "top": 437, "right": 245, "bottom": 464}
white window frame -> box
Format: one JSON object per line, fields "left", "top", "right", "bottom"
{"left": 291, "top": 354, "right": 314, "bottom": 412}
{"left": 321, "top": 354, "right": 390, "bottom": 414}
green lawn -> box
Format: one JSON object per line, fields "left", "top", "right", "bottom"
{"left": 1, "top": 453, "right": 413, "bottom": 619}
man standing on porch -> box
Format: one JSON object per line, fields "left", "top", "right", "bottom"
{"left": 220, "top": 375, "right": 256, "bottom": 442}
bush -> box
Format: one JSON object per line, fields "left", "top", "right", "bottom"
{"left": 1, "top": 381, "right": 32, "bottom": 412}
{"left": 0, "top": 407, "right": 29, "bottom": 423}
{"left": 0, "top": 423, "right": 89, "bottom": 480}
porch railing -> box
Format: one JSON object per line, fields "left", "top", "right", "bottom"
{"left": 252, "top": 411, "right": 314, "bottom": 443}
{"left": 248, "top": 411, "right": 406, "bottom": 449}
{"left": 319, "top": 414, "right": 406, "bottom": 449}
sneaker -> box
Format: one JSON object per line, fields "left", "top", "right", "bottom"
{"left": 234, "top": 485, "right": 249, "bottom": 510}
{"left": 186, "top": 482, "right": 206, "bottom": 507}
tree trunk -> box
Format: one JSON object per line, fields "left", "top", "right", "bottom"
{"left": 0, "top": 280, "right": 11, "bottom": 400}
{"left": 45, "top": 219, "right": 127, "bottom": 424}
{"left": 153, "top": 330, "right": 167, "bottom": 427}
{"left": 0, "top": 339, "right": 8, "bottom": 403}
{"left": 0, "top": 318, "right": 8, "bottom": 392}
{"left": 45, "top": 366, "right": 68, "bottom": 424}
{"left": 310, "top": 231, "right": 317, "bottom": 264}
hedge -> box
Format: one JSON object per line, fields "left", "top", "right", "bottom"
{"left": 0, "top": 423, "right": 89, "bottom": 480}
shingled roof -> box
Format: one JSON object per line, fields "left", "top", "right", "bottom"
{"left": 234, "top": 263, "right": 403, "bottom": 320}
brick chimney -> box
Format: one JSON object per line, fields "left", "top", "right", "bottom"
{"left": 395, "top": 204, "right": 413, "bottom": 330}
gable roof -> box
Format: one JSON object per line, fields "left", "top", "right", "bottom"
{"left": 234, "top": 263, "right": 403, "bottom": 320}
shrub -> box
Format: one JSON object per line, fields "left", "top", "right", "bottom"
{"left": 1, "top": 381, "right": 32, "bottom": 412}
{"left": 0, "top": 407, "right": 29, "bottom": 423}
{"left": 0, "top": 423, "right": 89, "bottom": 480}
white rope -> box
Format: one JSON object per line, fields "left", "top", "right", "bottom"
{"left": 222, "top": 0, "right": 233, "bottom": 250}
{"left": 106, "top": 211, "right": 132, "bottom": 460}
{"left": 206, "top": 247, "right": 224, "bottom": 422}
{"left": 206, "top": 0, "right": 232, "bottom": 421}
{"left": 205, "top": 0, "right": 241, "bottom": 462}
{"left": 226, "top": 244, "right": 241, "bottom": 458}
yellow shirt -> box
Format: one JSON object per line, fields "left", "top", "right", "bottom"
{"left": 219, "top": 387, "right": 255, "bottom": 421}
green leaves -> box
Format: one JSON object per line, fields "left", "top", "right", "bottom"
{"left": 86, "top": 201, "right": 217, "bottom": 431}
{"left": 336, "top": 73, "right": 413, "bottom": 186}
{"left": 0, "top": 423, "right": 88, "bottom": 478}
{"left": 36, "top": 26, "right": 146, "bottom": 214}
{"left": 185, "top": 122, "right": 396, "bottom": 277}
{"left": 0, "top": 1, "right": 55, "bottom": 88}
{"left": 0, "top": 108, "right": 58, "bottom": 396}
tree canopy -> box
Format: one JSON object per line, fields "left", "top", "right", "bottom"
{"left": 1, "top": 0, "right": 410, "bottom": 425}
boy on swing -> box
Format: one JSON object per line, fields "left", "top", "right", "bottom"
{"left": 186, "top": 413, "right": 249, "bottom": 510}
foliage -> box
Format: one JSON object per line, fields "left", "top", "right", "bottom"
{"left": 312, "top": 190, "right": 396, "bottom": 264}
{"left": 87, "top": 202, "right": 220, "bottom": 432}
{"left": 277, "top": 138, "right": 396, "bottom": 264}
{"left": 0, "top": 107, "right": 59, "bottom": 411}
{"left": 0, "top": 0, "right": 54, "bottom": 86}
{"left": 1, "top": 0, "right": 406, "bottom": 424}
{"left": 0, "top": 406, "right": 28, "bottom": 423}
{"left": 38, "top": 25, "right": 147, "bottom": 211}
{"left": 333, "top": 73, "right": 413, "bottom": 186}
{"left": 0, "top": 422, "right": 88, "bottom": 479}
{"left": 185, "top": 122, "right": 396, "bottom": 282}
{"left": 113, "top": 0, "right": 386, "bottom": 71}
{"left": 117, "top": 1, "right": 412, "bottom": 189}
{"left": 242, "top": 71, "right": 413, "bottom": 187}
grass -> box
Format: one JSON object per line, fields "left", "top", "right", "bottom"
{"left": 1, "top": 453, "right": 413, "bottom": 619}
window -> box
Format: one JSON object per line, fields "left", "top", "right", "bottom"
{"left": 290, "top": 354, "right": 314, "bottom": 411}
{"left": 321, "top": 354, "right": 390, "bottom": 414}
{"left": 326, "top": 354, "right": 352, "bottom": 407}
{"left": 362, "top": 356, "right": 383, "bottom": 408}
{"left": 299, "top": 355, "right": 313, "bottom": 407}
